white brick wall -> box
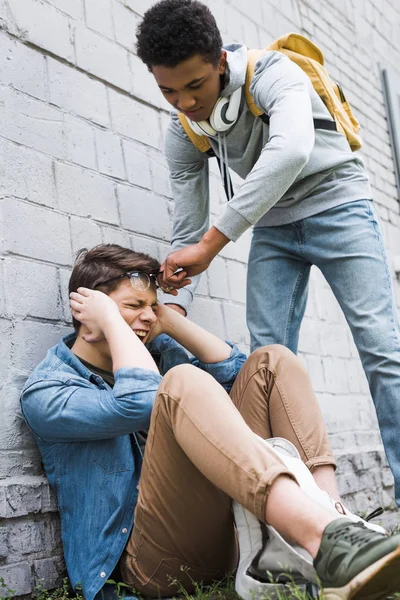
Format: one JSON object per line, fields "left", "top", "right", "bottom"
{"left": 0, "top": 0, "right": 400, "bottom": 595}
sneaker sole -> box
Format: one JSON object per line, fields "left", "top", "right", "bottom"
{"left": 323, "top": 544, "right": 400, "bottom": 600}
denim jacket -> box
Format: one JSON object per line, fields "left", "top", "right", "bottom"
{"left": 20, "top": 332, "right": 246, "bottom": 600}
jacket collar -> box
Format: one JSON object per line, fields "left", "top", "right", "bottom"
{"left": 55, "top": 333, "right": 98, "bottom": 381}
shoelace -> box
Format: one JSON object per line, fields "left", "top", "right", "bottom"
{"left": 365, "top": 506, "right": 384, "bottom": 521}
{"left": 326, "top": 521, "right": 384, "bottom": 548}
{"left": 334, "top": 501, "right": 384, "bottom": 523}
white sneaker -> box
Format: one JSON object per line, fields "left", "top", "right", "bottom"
{"left": 233, "top": 437, "right": 387, "bottom": 599}
{"left": 233, "top": 500, "right": 314, "bottom": 600}
{"left": 264, "top": 438, "right": 387, "bottom": 535}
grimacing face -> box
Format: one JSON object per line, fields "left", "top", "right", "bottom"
{"left": 152, "top": 52, "right": 227, "bottom": 122}
{"left": 108, "top": 279, "right": 158, "bottom": 345}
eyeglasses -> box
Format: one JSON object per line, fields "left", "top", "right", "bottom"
{"left": 95, "top": 271, "right": 159, "bottom": 292}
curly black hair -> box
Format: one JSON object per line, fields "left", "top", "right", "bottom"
{"left": 136, "top": 0, "right": 222, "bottom": 70}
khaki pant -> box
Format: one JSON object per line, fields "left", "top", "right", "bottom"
{"left": 120, "top": 345, "right": 335, "bottom": 597}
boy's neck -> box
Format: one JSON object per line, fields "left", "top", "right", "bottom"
{"left": 71, "top": 329, "right": 113, "bottom": 373}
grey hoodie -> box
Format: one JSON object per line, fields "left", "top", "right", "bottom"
{"left": 163, "top": 43, "right": 372, "bottom": 310}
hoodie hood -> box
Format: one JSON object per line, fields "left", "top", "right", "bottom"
{"left": 220, "top": 43, "right": 248, "bottom": 97}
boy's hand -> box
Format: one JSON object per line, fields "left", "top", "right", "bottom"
{"left": 69, "top": 288, "right": 122, "bottom": 343}
{"left": 146, "top": 304, "right": 170, "bottom": 343}
{"left": 159, "top": 227, "right": 230, "bottom": 291}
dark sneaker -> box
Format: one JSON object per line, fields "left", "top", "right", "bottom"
{"left": 314, "top": 518, "right": 400, "bottom": 600}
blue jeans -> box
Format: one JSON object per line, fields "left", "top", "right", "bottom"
{"left": 247, "top": 199, "right": 400, "bottom": 505}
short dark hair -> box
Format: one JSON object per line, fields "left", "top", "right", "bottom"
{"left": 136, "top": 0, "right": 222, "bottom": 70}
{"left": 68, "top": 244, "right": 160, "bottom": 332}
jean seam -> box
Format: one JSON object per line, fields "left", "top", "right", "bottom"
{"left": 284, "top": 265, "right": 309, "bottom": 349}
{"left": 366, "top": 201, "right": 400, "bottom": 347}
{"left": 233, "top": 362, "right": 315, "bottom": 464}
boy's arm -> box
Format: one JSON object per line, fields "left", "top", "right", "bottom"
{"left": 20, "top": 288, "right": 162, "bottom": 443}
{"left": 160, "top": 53, "right": 315, "bottom": 285}
{"left": 70, "top": 287, "right": 159, "bottom": 373}
{"left": 20, "top": 367, "right": 161, "bottom": 443}
{"left": 161, "top": 112, "right": 211, "bottom": 313}
{"left": 151, "top": 304, "right": 232, "bottom": 363}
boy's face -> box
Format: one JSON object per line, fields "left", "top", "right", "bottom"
{"left": 152, "top": 52, "right": 226, "bottom": 122}
{"left": 108, "top": 279, "right": 158, "bottom": 345}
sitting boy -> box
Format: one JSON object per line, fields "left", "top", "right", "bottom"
{"left": 20, "top": 244, "right": 400, "bottom": 600}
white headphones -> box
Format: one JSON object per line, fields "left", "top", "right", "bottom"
{"left": 187, "top": 87, "right": 242, "bottom": 137}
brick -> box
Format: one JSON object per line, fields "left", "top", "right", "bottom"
{"left": 218, "top": 228, "right": 251, "bottom": 263}
{"left": 194, "top": 271, "right": 209, "bottom": 297}
{"left": 56, "top": 162, "right": 119, "bottom": 223}
{"left": 222, "top": 302, "right": 250, "bottom": 346}
{"left": 320, "top": 322, "right": 352, "bottom": 358}
{"left": 0, "top": 31, "right": 46, "bottom": 100}
{"left": 322, "top": 358, "right": 350, "bottom": 395}
{"left": 227, "top": 260, "right": 247, "bottom": 304}
{"left": 345, "top": 358, "right": 370, "bottom": 395}
{"left": 47, "top": 0, "right": 83, "bottom": 19}
{"left": 48, "top": 57, "right": 109, "bottom": 126}
{"left": 0, "top": 477, "right": 57, "bottom": 519}
{"left": 109, "top": 89, "right": 161, "bottom": 148}
{"left": 0, "top": 562, "right": 31, "bottom": 597}
{"left": 0, "top": 199, "right": 71, "bottom": 266}
{"left": 95, "top": 129, "right": 126, "bottom": 179}
{"left": 0, "top": 319, "right": 13, "bottom": 381}
{"left": 63, "top": 114, "right": 96, "bottom": 169}
{"left": 7, "top": 0, "right": 74, "bottom": 62}
{"left": 202, "top": 0, "right": 227, "bottom": 34}
{"left": 148, "top": 149, "right": 172, "bottom": 197}
{"left": 123, "top": 140, "right": 152, "bottom": 189}
{"left": 100, "top": 226, "right": 130, "bottom": 247}
{"left": 298, "top": 317, "right": 323, "bottom": 355}
{"left": 70, "top": 216, "right": 103, "bottom": 255}
{"left": 0, "top": 385, "right": 40, "bottom": 451}
{"left": 118, "top": 185, "right": 171, "bottom": 240}
{"left": 75, "top": 24, "right": 131, "bottom": 91}
{"left": 119, "top": 0, "right": 155, "bottom": 16}
{"left": 242, "top": 16, "right": 260, "bottom": 47}
{"left": 130, "top": 53, "right": 170, "bottom": 111}
{"left": 59, "top": 268, "right": 73, "bottom": 323}
{"left": 189, "top": 297, "right": 226, "bottom": 339}
{"left": 304, "top": 354, "right": 326, "bottom": 393}
{"left": 225, "top": 7, "right": 244, "bottom": 42}
{"left": 4, "top": 258, "right": 62, "bottom": 320}
{"left": 11, "top": 320, "right": 71, "bottom": 372}
{"left": 33, "top": 556, "right": 65, "bottom": 590}
{"left": 4, "top": 517, "right": 60, "bottom": 559}
{"left": 0, "top": 449, "right": 43, "bottom": 479}
{"left": 0, "top": 85, "right": 65, "bottom": 159}
{"left": 206, "top": 257, "right": 230, "bottom": 300}
{"left": 113, "top": 1, "right": 140, "bottom": 50}
{"left": 130, "top": 235, "right": 160, "bottom": 261}
{"left": 85, "top": 0, "right": 114, "bottom": 38}
{"left": 0, "top": 137, "right": 56, "bottom": 208}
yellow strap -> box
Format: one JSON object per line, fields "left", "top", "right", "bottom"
{"left": 245, "top": 33, "right": 325, "bottom": 118}
{"left": 266, "top": 33, "right": 324, "bottom": 65}
{"left": 245, "top": 49, "right": 266, "bottom": 117}
{"left": 177, "top": 112, "right": 211, "bottom": 153}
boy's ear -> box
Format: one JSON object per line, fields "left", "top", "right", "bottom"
{"left": 218, "top": 50, "right": 227, "bottom": 75}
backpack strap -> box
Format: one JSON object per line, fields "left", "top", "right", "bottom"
{"left": 245, "top": 45, "right": 337, "bottom": 132}
{"left": 177, "top": 112, "right": 212, "bottom": 153}
{"left": 267, "top": 33, "right": 324, "bottom": 64}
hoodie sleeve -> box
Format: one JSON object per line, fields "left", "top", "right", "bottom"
{"left": 163, "top": 112, "right": 211, "bottom": 312}
{"left": 215, "top": 52, "right": 315, "bottom": 241}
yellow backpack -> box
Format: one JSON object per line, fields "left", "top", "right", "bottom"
{"left": 178, "top": 32, "right": 362, "bottom": 154}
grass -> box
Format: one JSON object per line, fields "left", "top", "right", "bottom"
{"left": 2, "top": 524, "right": 400, "bottom": 599}
{"left": 2, "top": 571, "right": 399, "bottom": 600}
